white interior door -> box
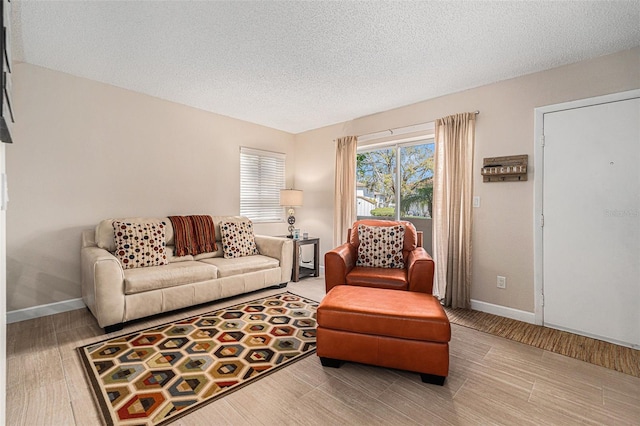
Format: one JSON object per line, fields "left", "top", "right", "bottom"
{"left": 542, "top": 96, "right": 640, "bottom": 348}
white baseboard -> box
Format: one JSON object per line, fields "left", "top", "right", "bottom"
{"left": 6, "top": 298, "right": 86, "bottom": 324}
{"left": 544, "top": 321, "right": 638, "bottom": 350}
{"left": 470, "top": 299, "right": 535, "bottom": 324}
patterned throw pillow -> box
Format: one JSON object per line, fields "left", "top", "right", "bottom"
{"left": 112, "top": 222, "right": 168, "bottom": 269}
{"left": 356, "top": 224, "right": 406, "bottom": 269}
{"left": 220, "top": 220, "right": 260, "bottom": 258}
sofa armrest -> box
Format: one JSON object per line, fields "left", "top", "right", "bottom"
{"left": 406, "top": 247, "right": 435, "bottom": 294}
{"left": 81, "top": 246, "right": 126, "bottom": 328}
{"left": 254, "top": 235, "right": 294, "bottom": 283}
{"left": 324, "top": 243, "right": 356, "bottom": 293}
{"left": 81, "top": 229, "right": 97, "bottom": 248}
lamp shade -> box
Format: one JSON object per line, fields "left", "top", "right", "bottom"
{"left": 280, "top": 189, "right": 303, "bottom": 207}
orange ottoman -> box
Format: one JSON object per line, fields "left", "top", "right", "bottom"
{"left": 316, "top": 285, "right": 451, "bottom": 385}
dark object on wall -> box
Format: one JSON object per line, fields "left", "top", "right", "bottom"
{"left": 482, "top": 155, "right": 528, "bottom": 182}
{"left": 0, "top": 117, "right": 11, "bottom": 143}
{"left": 0, "top": 0, "right": 13, "bottom": 143}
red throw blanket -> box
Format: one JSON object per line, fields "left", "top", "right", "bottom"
{"left": 168, "top": 215, "right": 217, "bottom": 257}
{"left": 191, "top": 215, "right": 217, "bottom": 254}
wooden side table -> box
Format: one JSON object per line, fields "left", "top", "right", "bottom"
{"left": 279, "top": 236, "right": 320, "bottom": 282}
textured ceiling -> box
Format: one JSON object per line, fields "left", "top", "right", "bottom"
{"left": 11, "top": 1, "right": 640, "bottom": 134}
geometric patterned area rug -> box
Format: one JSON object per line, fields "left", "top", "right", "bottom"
{"left": 77, "top": 292, "right": 318, "bottom": 426}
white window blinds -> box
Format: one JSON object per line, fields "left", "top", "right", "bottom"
{"left": 240, "top": 147, "right": 285, "bottom": 222}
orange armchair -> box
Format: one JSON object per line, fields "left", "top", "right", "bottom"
{"left": 324, "top": 219, "right": 435, "bottom": 294}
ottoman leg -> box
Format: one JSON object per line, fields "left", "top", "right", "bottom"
{"left": 420, "top": 373, "right": 446, "bottom": 386}
{"left": 320, "top": 357, "right": 343, "bottom": 368}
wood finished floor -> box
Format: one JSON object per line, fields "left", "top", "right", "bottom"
{"left": 6, "top": 277, "right": 640, "bottom": 425}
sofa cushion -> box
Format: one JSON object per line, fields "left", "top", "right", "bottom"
{"left": 96, "top": 217, "right": 173, "bottom": 252}
{"left": 210, "top": 215, "right": 252, "bottom": 243}
{"left": 194, "top": 249, "right": 223, "bottom": 260}
{"left": 356, "top": 224, "right": 405, "bottom": 268}
{"left": 124, "top": 261, "right": 218, "bottom": 294}
{"left": 199, "top": 255, "right": 278, "bottom": 278}
{"left": 166, "top": 247, "right": 194, "bottom": 263}
{"left": 219, "top": 220, "right": 260, "bottom": 258}
{"left": 96, "top": 215, "right": 252, "bottom": 252}
{"left": 113, "top": 222, "right": 168, "bottom": 269}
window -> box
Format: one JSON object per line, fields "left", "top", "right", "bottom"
{"left": 240, "top": 147, "right": 285, "bottom": 222}
{"left": 357, "top": 139, "right": 435, "bottom": 221}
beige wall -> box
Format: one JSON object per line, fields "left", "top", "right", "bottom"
{"left": 294, "top": 47, "right": 640, "bottom": 313}
{"left": 6, "top": 63, "right": 295, "bottom": 311}
{"left": 7, "top": 48, "right": 640, "bottom": 313}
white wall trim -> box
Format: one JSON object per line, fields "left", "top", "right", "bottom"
{"left": 544, "top": 322, "right": 639, "bottom": 350}
{"left": 470, "top": 299, "right": 535, "bottom": 324}
{"left": 6, "top": 298, "right": 86, "bottom": 323}
{"left": 0, "top": 143, "right": 7, "bottom": 426}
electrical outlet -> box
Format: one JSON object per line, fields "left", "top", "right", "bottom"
{"left": 497, "top": 276, "right": 506, "bottom": 289}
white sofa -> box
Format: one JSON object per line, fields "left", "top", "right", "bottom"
{"left": 81, "top": 216, "right": 293, "bottom": 332}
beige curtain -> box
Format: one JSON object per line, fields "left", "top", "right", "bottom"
{"left": 433, "top": 112, "right": 476, "bottom": 308}
{"left": 333, "top": 136, "right": 358, "bottom": 246}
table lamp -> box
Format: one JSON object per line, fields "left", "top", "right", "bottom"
{"left": 279, "top": 189, "right": 303, "bottom": 238}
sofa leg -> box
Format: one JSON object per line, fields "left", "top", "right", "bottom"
{"left": 271, "top": 282, "right": 288, "bottom": 289}
{"left": 420, "top": 373, "right": 446, "bottom": 386}
{"left": 104, "top": 323, "right": 124, "bottom": 334}
{"left": 319, "top": 357, "right": 343, "bottom": 368}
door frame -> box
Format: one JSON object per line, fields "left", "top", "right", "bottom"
{"left": 533, "top": 88, "right": 640, "bottom": 325}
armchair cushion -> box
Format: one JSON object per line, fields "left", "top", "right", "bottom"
{"left": 350, "top": 219, "right": 417, "bottom": 260}
{"left": 356, "top": 224, "right": 405, "bottom": 269}
{"left": 346, "top": 267, "right": 408, "bottom": 290}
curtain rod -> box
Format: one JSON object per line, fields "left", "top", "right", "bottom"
{"left": 335, "top": 110, "right": 479, "bottom": 142}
